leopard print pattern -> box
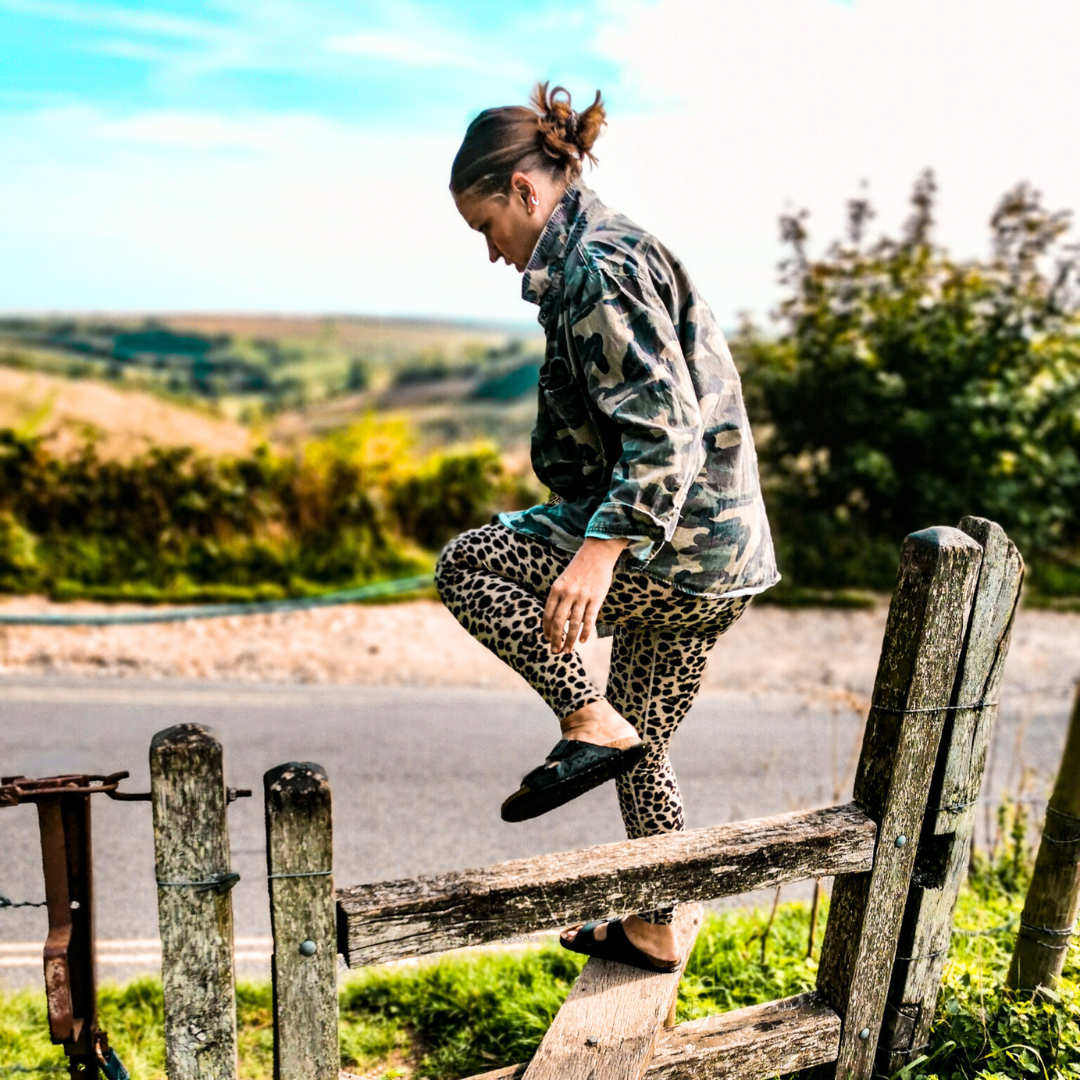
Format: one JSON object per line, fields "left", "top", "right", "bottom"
{"left": 436, "top": 522, "right": 749, "bottom": 924}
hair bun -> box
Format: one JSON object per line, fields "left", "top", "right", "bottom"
{"left": 532, "top": 82, "right": 606, "bottom": 168}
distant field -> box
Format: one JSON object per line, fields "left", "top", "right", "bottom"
{"left": 0, "top": 313, "right": 544, "bottom": 451}
{"left": 0, "top": 364, "right": 252, "bottom": 458}
{"left": 159, "top": 312, "right": 540, "bottom": 357}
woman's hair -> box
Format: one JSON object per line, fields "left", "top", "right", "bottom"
{"left": 450, "top": 83, "right": 606, "bottom": 198}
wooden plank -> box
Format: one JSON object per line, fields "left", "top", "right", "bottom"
{"left": 150, "top": 723, "right": 238, "bottom": 1080}
{"left": 462, "top": 992, "right": 840, "bottom": 1080}
{"left": 646, "top": 991, "right": 841, "bottom": 1079}
{"left": 337, "top": 803, "right": 875, "bottom": 966}
{"left": 879, "top": 517, "right": 1023, "bottom": 1072}
{"left": 265, "top": 762, "right": 338, "bottom": 1080}
{"left": 816, "top": 526, "right": 983, "bottom": 1080}
{"left": 1008, "top": 683, "right": 1080, "bottom": 993}
{"left": 522, "top": 904, "right": 702, "bottom": 1080}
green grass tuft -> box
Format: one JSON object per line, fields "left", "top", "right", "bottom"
{"left": 1, "top": 873, "right": 1077, "bottom": 1080}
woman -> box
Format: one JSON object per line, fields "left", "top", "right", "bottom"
{"left": 437, "top": 84, "right": 779, "bottom": 972}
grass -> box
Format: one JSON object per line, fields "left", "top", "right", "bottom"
{"left": 2, "top": 857, "right": 1077, "bottom": 1080}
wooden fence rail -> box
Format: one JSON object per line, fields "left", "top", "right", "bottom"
{"left": 337, "top": 802, "right": 875, "bottom": 966}
{"left": 147, "top": 515, "right": 1025, "bottom": 1080}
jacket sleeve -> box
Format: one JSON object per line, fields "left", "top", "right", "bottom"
{"left": 568, "top": 258, "right": 705, "bottom": 562}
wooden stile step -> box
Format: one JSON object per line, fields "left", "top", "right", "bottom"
{"left": 462, "top": 991, "right": 841, "bottom": 1080}
{"left": 521, "top": 904, "right": 702, "bottom": 1080}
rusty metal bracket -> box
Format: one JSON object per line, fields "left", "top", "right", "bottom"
{"left": 0, "top": 772, "right": 145, "bottom": 806}
{"left": 0, "top": 772, "right": 148, "bottom": 1079}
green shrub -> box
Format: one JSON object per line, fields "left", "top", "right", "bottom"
{"left": 388, "top": 444, "right": 532, "bottom": 550}
{"left": 739, "top": 174, "right": 1080, "bottom": 591}
{"left": 0, "top": 426, "right": 533, "bottom": 601}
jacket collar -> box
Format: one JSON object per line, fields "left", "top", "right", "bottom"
{"left": 521, "top": 184, "right": 594, "bottom": 322}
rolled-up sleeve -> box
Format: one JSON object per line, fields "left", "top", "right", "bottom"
{"left": 569, "top": 262, "right": 705, "bottom": 562}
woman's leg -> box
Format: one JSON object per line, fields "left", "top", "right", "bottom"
{"left": 606, "top": 595, "right": 750, "bottom": 923}
{"left": 559, "top": 590, "right": 749, "bottom": 962}
{"left": 435, "top": 523, "right": 604, "bottom": 719}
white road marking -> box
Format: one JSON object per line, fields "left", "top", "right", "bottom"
{"left": 0, "top": 938, "right": 273, "bottom": 966}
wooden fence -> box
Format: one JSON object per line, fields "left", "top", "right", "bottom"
{"left": 148, "top": 516, "right": 1023, "bottom": 1080}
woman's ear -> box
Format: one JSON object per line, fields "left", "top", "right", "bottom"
{"left": 510, "top": 172, "right": 539, "bottom": 213}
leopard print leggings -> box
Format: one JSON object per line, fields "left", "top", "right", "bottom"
{"left": 435, "top": 522, "right": 749, "bottom": 924}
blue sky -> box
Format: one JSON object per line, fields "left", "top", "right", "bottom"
{"left": 0, "top": 1, "right": 624, "bottom": 127}
{"left": 2, "top": 0, "right": 1078, "bottom": 325}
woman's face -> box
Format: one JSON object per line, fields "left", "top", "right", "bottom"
{"left": 454, "top": 171, "right": 558, "bottom": 273}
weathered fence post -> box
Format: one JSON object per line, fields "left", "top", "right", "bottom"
{"left": 264, "top": 763, "right": 338, "bottom": 1080}
{"left": 1007, "top": 682, "right": 1080, "bottom": 993}
{"left": 877, "top": 517, "right": 1022, "bottom": 1072}
{"left": 151, "top": 724, "right": 238, "bottom": 1080}
{"left": 816, "top": 527, "right": 983, "bottom": 1080}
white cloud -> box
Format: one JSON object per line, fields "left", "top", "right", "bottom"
{"left": 2, "top": 0, "right": 1078, "bottom": 324}
{"left": 0, "top": 0, "right": 217, "bottom": 40}
{"left": 591, "top": 0, "right": 1080, "bottom": 323}
{"left": 0, "top": 107, "right": 526, "bottom": 320}
{"left": 323, "top": 29, "right": 525, "bottom": 80}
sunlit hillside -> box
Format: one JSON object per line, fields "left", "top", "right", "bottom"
{"left": 0, "top": 314, "right": 545, "bottom": 452}
{"left": 0, "top": 365, "right": 252, "bottom": 459}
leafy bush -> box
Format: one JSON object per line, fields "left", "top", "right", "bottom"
{"left": 388, "top": 445, "right": 529, "bottom": 550}
{"left": 739, "top": 174, "right": 1080, "bottom": 591}
{"left": 0, "top": 424, "right": 535, "bottom": 601}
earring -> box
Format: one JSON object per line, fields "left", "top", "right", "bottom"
{"left": 531, "top": 195, "right": 539, "bottom": 206}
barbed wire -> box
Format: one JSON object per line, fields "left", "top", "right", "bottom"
{"left": 0, "top": 893, "right": 47, "bottom": 910}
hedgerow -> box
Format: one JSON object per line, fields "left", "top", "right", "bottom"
{"left": 0, "top": 424, "right": 535, "bottom": 602}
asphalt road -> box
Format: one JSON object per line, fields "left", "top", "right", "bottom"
{"left": 0, "top": 678, "right": 1071, "bottom": 985}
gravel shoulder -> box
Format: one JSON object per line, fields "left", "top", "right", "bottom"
{"left": 0, "top": 596, "right": 1076, "bottom": 709}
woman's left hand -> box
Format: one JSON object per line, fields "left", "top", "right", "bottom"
{"left": 543, "top": 537, "right": 630, "bottom": 653}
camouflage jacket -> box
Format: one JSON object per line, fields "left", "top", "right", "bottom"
{"left": 499, "top": 184, "right": 779, "bottom": 598}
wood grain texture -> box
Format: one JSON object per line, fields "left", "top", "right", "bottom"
{"left": 337, "top": 803, "right": 875, "bottom": 967}
{"left": 522, "top": 904, "right": 702, "bottom": 1080}
{"left": 150, "top": 723, "right": 238, "bottom": 1080}
{"left": 1008, "top": 683, "right": 1080, "bottom": 993}
{"left": 879, "top": 517, "right": 1023, "bottom": 1072}
{"left": 816, "top": 527, "right": 983, "bottom": 1080}
{"left": 462, "top": 992, "right": 840, "bottom": 1080}
{"left": 647, "top": 992, "right": 841, "bottom": 1080}
{"left": 265, "top": 762, "right": 338, "bottom": 1080}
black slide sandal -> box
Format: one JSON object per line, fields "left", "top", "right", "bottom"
{"left": 500, "top": 738, "right": 646, "bottom": 823}
{"left": 560, "top": 919, "right": 681, "bottom": 973}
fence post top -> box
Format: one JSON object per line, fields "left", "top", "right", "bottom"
{"left": 150, "top": 723, "right": 221, "bottom": 753}
{"left": 264, "top": 763, "right": 330, "bottom": 807}
{"left": 904, "top": 526, "right": 983, "bottom": 554}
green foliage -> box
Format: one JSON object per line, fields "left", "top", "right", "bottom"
{"left": 739, "top": 174, "right": 1080, "bottom": 590}
{"left": 339, "top": 946, "right": 584, "bottom": 1078}
{"left": 0, "top": 424, "right": 534, "bottom": 601}
{"left": 388, "top": 445, "right": 529, "bottom": 549}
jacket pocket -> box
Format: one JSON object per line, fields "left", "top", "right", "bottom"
{"left": 538, "top": 354, "right": 576, "bottom": 395}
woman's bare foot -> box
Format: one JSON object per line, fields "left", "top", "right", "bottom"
{"left": 560, "top": 914, "right": 681, "bottom": 964}
{"left": 560, "top": 699, "right": 640, "bottom": 747}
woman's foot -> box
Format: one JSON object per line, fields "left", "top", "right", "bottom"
{"left": 561, "top": 914, "right": 681, "bottom": 966}
{"left": 560, "top": 699, "right": 640, "bottom": 748}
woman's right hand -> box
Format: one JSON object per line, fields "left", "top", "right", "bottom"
{"left": 543, "top": 537, "right": 629, "bottom": 653}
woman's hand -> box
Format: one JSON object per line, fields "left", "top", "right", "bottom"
{"left": 543, "top": 537, "right": 630, "bottom": 653}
